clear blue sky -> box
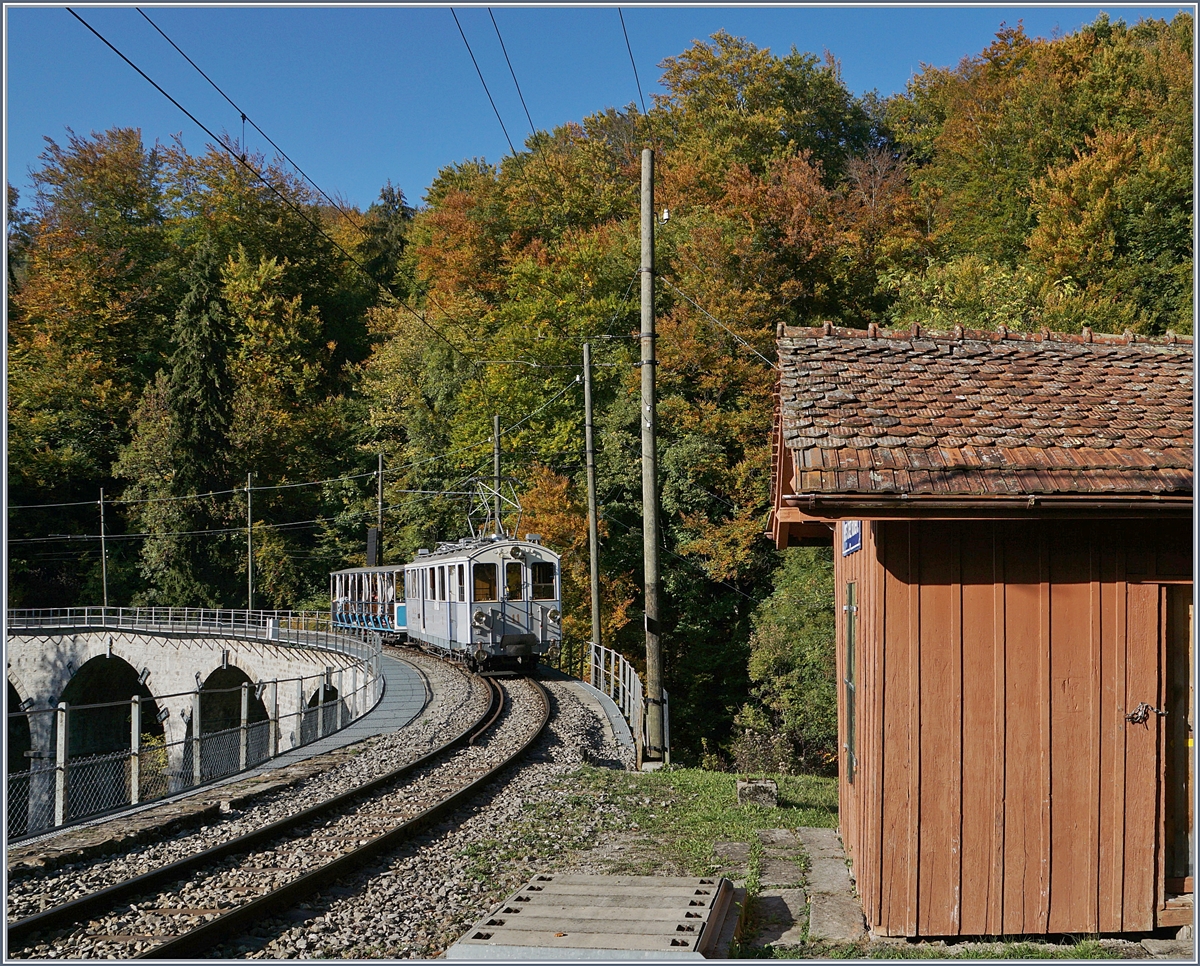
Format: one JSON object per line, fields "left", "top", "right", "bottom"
{"left": 4, "top": 4, "right": 1189, "bottom": 211}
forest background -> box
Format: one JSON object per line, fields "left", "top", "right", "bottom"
{"left": 6, "top": 13, "right": 1193, "bottom": 769}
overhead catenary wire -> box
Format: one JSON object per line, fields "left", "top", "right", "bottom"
{"left": 11, "top": 373, "right": 582, "bottom": 515}
{"left": 451, "top": 8, "right": 517, "bottom": 155}
{"left": 65, "top": 7, "right": 475, "bottom": 367}
{"left": 10, "top": 472, "right": 378, "bottom": 512}
{"left": 488, "top": 8, "right": 535, "bottom": 137}
{"left": 45, "top": 11, "right": 774, "bottom": 616}
{"left": 9, "top": 486, "right": 474, "bottom": 547}
{"left": 617, "top": 8, "right": 648, "bottom": 117}
{"left": 661, "top": 277, "right": 779, "bottom": 369}
{"left": 136, "top": 7, "right": 506, "bottom": 361}
{"left": 134, "top": 7, "right": 367, "bottom": 236}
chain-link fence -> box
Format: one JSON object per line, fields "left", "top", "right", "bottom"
{"left": 6, "top": 610, "right": 381, "bottom": 840}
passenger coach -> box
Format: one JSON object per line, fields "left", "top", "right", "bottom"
{"left": 404, "top": 534, "right": 560, "bottom": 670}
{"left": 330, "top": 565, "right": 407, "bottom": 636}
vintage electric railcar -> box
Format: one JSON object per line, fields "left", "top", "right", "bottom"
{"left": 404, "top": 534, "right": 560, "bottom": 670}
{"left": 330, "top": 565, "right": 408, "bottom": 636}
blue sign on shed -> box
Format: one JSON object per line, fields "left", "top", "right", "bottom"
{"left": 842, "top": 520, "right": 862, "bottom": 556}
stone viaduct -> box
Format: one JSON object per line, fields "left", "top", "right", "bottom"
{"left": 6, "top": 615, "right": 381, "bottom": 835}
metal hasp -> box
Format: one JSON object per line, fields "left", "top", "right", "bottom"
{"left": 446, "top": 874, "right": 740, "bottom": 959}
{"left": 640, "top": 147, "right": 664, "bottom": 763}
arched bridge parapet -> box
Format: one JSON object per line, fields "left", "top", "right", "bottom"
{"left": 5, "top": 609, "right": 382, "bottom": 839}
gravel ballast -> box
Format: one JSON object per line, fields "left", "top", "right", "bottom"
{"left": 209, "top": 676, "right": 635, "bottom": 959}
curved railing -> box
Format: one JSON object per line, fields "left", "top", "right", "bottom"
{"left": 6, "top": 607, "right": 378, "bottom": 661}
{"left": 5, "top": 609, "right": 383, "bottom": 839}
{"left": 542, "top": 641, "right": 669, "bottom": 769}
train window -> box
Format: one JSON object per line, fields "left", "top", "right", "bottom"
{"left": 474, "top": 563, "right": 498, "bottom": 601}
{"left": 421, "top": 568, "right": 427, "bottom": 600}
{"left": 438, "top": 566, "right": 446, "bottom": 601}
{"left": 457, "top": 564, "right": 465, "bottom": 602}
{"left": 532, "top": 562, "right": 555, "bottom": 599}
{"left": 506, "top": 562, "right": 523, "bottom": 601}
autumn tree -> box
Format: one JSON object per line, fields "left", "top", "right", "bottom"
{"left": 886, "top": 12, "right": 1193, "bottom": 333}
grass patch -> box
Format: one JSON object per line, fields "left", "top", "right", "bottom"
{"left": 498, "top": 766, "right": 837, "bottom": 879}
{"left": 473, "top": 765, "right": 1127, "bottom": 963}
{"left": 569, "top": 767, "right": 837, "bottom": 876}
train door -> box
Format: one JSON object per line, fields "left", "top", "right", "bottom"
{"left": 447, "top": 564, "right": 457, "bottom": 644}
{"left": 505, "top": 560, "right": 526, "bottom": 636}
{"left": 419, "top": 567, "right": 426, "bottom": 634}
{"left": 531, "top": 560, "right": 556, "bottom": 642}
{"left": 458, "top": 564, "right": 467, "bottom": 642}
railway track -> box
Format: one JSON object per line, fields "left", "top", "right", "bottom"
{"left": 8, "top": 668, "right": 550, "bottom": 960}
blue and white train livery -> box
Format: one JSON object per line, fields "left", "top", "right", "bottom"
{"left": 330, "top": 565, "right": 407, "bottom": 636}
{"left": 403, "top": 534, "right": 560, "bottom": 671}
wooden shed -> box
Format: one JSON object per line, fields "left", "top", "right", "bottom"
{"left": 770, "top": 324, "right": 1193, "bottom": 937}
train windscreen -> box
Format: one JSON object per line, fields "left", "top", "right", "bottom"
{"left": 532, "top": 562, "right": 555, "bottom": 599}
{"left": 474, "top": 563, "right": 498, "bottom": 601}
{"left": 506, "top": 562, "right": 523, "bottom": 600}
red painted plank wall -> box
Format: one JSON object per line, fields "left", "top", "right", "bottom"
{"left": 838, "top": 518, "right": 1189, "bottom": 938}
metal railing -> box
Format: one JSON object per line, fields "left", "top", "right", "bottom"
{"left": 543, "top": 641, "right": 670, "bottom": 769}
{"left": 6, "top": 609, "right": 382, "bottom": 840}
{"left": 7, "top": 607, "right": 377, "bottom": 663}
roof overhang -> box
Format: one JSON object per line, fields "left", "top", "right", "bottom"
{"left": 780, "top": 492, "right": 1194, "bottom": 520}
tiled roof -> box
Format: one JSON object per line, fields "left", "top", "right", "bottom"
{"left": 776, "top": 324, "right": 1194, "bottom": 501}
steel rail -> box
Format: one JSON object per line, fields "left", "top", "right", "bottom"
{"left": 138, "top": 678, "right": 549, "bottom": 959}
{"left": 468, "top": 677, "right": 505, "bottom": 745}
{"left": 6, "top": 661, "right": 497, "bottom": 950}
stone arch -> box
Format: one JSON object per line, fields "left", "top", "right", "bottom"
{"left": 198, "top": 665, "right": 269, "bottom": 734}
{"left": 183, "top": 665, "right": 271, "bottom": 781}
{"left": 7, "top": 681, "right": 33, "bottom": 836}
{"left": 7, "top": 681, "right": 32, "bottom": 773}
{"left": 58, "top": 655, "right": 164, "bottom": 757}
{"left": 6, "top": 669, "right": 33, "bottom": 709}
{"left": 57, "top": 655, "right": 166, "bottom": 819}
{"left": 301, "top": 680, "right": 347, "bottom": 744}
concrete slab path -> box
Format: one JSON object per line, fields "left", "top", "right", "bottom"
{"left": 1141, "top": 938, "right": 1196, "bottom": 960}
{"left": 747, "top": 827, "right": 866, "bottom": 949}
{"left": 261, "top": 653, "right": 427, "bottom": 767}
{"left": 808, "top": 894, "right": 868, "bottom": 943}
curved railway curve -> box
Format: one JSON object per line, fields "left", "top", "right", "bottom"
{"left": 8, "top": 665, "right": 549, "bottom": 960}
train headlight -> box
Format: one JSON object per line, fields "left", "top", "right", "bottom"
{"left": 508, "top": 545, "right": 525, "bottom": 560}
{"left": 472, "top": 610, "right": 489, "bottom": 628}
{"left": 547, "top": 608, "right": 561, "bottom": 624}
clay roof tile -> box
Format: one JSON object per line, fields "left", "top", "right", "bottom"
{"left": 776, "top": 325, "right": 1193, "bottom": 498}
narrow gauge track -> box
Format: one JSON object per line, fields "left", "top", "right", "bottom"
{"left": 9, "top": 674, "right": 547, "bottom": 960}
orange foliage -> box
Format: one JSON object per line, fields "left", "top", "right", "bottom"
{"left": 516, "top": 465, "right": 635, "bottom": 649}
